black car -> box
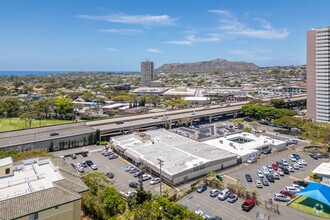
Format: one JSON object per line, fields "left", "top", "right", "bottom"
{"left": 281, "top": 166, "right": 289, "bottom": 174}
{"left": 129, "top": 182, "right": 140, "bottom": 188}
{"left": 310, "top": 154, "right": 319, "bottom": 160}
{"left": 276, "top": 161, "right": 284, "bottom": 167}
{"left": 81, "top": 151, "right": 88, "bottom": 157}
{"left": 86, "top": 160, "right": 93, "bottom": 166}
{"left": 116, "top": 121, "right": 124, "bottom": 124}
{"left": 293, "top": 180, "right": 309, "bottom": 187}
{"left": 265, "top": 173, "right": 274, "bottom": 183}
{"left": 134, "top": 171, "right": 143, "bottom": 178}
{"left": 106, "top": 172, "right": 114, "bottom": 178}
{"left": 291, "top": 140, "right": 298, "bottom": 145}
{"left": 292, "top": 154, "right": 300, "bottom": 160}
{"left": 245, "top": 174, "right": 252, "bottom": 182}
{"left": 196, "top": 184, "right": 207, "bottom": 193}
{"left": 50, "top": 132, "right": 59, "bottom": 136}
{"left": 211, "top": 217, "right": 222, "bottom": 220}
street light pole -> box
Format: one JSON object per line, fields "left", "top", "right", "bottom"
{"left": 157, "top": 158, "right": 164, "bottom": 195}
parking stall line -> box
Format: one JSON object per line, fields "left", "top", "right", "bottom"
{"left": 223, "top": 175, "right": 238, "bottom": 181}
{"left": 243, "top": 163, "right": 249, "bottom": 166}
{"left": 289, "top": 176, "right": 302, "bottom": 181}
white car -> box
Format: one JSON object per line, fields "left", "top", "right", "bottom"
{"left": 101, "top": 149, "right": 107, "bottom": 155}
{"left": 298, "top": 159, "right": 307, "bottom": 166}
{"left": 91, "top": 164, "right": 98, "bottom": 170}
{"left": 289, "top": 155, "right": 297, "bottom": 162}
{"left": 267, "top": 165, "right": 274, "bottom": 173}
{"left": 261, "top": 166, "right": 270, "bottom": 174}
{"left": 277, "top": 169, "right": 284, "bottom": 176}
{"left": 255, "top": 180, "right": 263, "bottom": 188}
{"left": 150, "top": 177, "right": 161, "bottom": 185}
{"left": 285, "top": 186, "right": 300, "bottom": 193}
{"left": 256, "top": 170, "right": 264, "bottom": 178}
{"left": 287, "top": 166, "right": 294, "bottom": 172}
{"left": 296, "top": 161, "right": 303, "bottom": 168}
{"left": 273, "top": 172, "right": 280, "bottom": 180}
{"left": 281, "top": 159, "right": 289, "bottom": 166}
{"left": 125, "top": 190, "right": 136, "bottom": 197}
{"left": 195, "top": 210, "right": 203, "bottom": 216}
{"left": 291, "top": 184, "right": 305, "bottom": 190}
{"left": 292, "top": 163, "right": 299, "bottom": 170}
{"left": 274, "top": 193, "right": 291, "bottom": 202}
{"left": 142, "top": 174, "right": 151, "bottom": 181}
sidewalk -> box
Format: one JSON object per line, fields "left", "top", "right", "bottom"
{"left": 52, "top": 145, "right": 105, "bottom": 156}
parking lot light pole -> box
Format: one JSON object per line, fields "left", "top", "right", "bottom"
{"left": 158, "top": 158, "right": 164, "bottom": 195}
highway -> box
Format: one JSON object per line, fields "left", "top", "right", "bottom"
{"left": 0, "top": 95, "right": 306, "bottom": 149}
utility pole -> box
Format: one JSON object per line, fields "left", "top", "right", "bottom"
{"left": 157, "top": 158, "right": 164, "bottom": 195}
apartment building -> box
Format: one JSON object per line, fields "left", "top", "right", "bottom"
{"left": 0, "top": 157, "right": 88, "bottom": 220}
{"left": 141, "top": 60, "right": 154, "bottom": 87}
{"left": 307, "top": 26, "right": 330, "bottom": 122}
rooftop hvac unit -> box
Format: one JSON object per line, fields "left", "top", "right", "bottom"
{"left": 219, "top": 140, "right": 223, "bottom": 144}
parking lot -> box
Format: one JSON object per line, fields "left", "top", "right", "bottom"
{"left": 64, "top": 150, "right": 171, "bottom": 195}
{"left": 219, "top": 147, "right": 328, "bottom": 203}
{"left": 178, "top": 188, "right": 271, "bottom": 220}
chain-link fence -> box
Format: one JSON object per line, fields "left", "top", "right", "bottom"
{"left": 265, "top": 199, "right": 279, "bottom": 214}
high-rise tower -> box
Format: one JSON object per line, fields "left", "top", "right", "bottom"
{"left": 141, "top": 60, "right": 154, "bottom": 87}
{"left": 307, "top": 26, "right": 330, "bottom": 122}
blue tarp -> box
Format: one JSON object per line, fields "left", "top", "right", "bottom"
{"left": 296, "top": 182, "right": 330, "bottom": 206}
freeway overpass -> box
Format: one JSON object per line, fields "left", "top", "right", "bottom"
{"left": 0, "top": 95, "right": 306, "bottom": 151}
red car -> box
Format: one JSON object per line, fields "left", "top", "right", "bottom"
{"left": 241, "top": 199, "right": 255, "bottom": 211}
{"left": 272, "top": 163, "right": 279, "bottom": 170}
{"left": 280, "top": 190, "right": 294, "bottom": 197}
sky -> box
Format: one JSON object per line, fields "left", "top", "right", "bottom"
{"left": 0, "top": 0, "right": 329, "bottom": 71}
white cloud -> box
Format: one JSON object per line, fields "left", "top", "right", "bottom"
{"left": 210, "top": 10, "right": 289, "bottom": 39}
{"left": 78, "top": 13, "right": 178, "bottom": 26}
{"left": 146, "top": 48, "right": 161, "bottom": 53}
{"left": 165, "top": 34, "right": 220, "bottom": 45}
{"left": 97, "top": 29, "right": 143, "bottom": 35}
{"left": 107, "top": 48, "right": 119, "bottom": 52}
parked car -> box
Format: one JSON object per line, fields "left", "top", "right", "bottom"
{"left": 285, "top": 186, "right": 300, "bottom": 193}
{"left": 91, "top": 164, "right": 98, "bottom": 170}
{"left": 289, "top": 155, "right": 297, "bottom": 162}
{"left": 76, "top": 166, "right": 85, "bottom": 173}
{"left": 255, "top": 180, "right": 263, "bottom": 188}
{"left": 295, "top": 161, "right": 303, "bottom": 168}
{"left": 228, "top": 194, "right": 238, "bottom": 203}
{"left": 272, "top": 164, "right": 279, "bottom": 170}
{"left": 104, "top": 151, "right": 113, "bottom": 156}
{"left": 256, "top": 170, "right": 264, "bottom": 178}
{"left": 81, "top": 161, "right": 87, "bottom": 167}
{"left": 101, "top": 149, "right": 107, "bottom": 155}
{"left": 70, "top": 154, "right": 77, "bottom": 159}
{"left": 129, "top": 167, "right": 139, "bottom": 173}
{"left": 125, "top": 190, "right": 136, "bottom": 197}
{"left": 247, "top": 157, "right": 257, "bottom": 163}
{"left": 109, "top": 154, "right": 118, "bottom": 159}
{"left": 265, "top": 173, "right": 275, "bottom": 183}
{"left": 134, "top": 171, "right": 143, "bottom": 178}
{"left": 150, "top": 177, "right": 161, "bottom": 185}
{"left": 260, "top": 178, "right": 269, "bottom": 186}
{"left": 196, "top": 184, "right": 207, "bottom": 193}
{"left": 86, "top": 160, "right": 93, "bottom": 166}
{"left": 276, "top": 161, "right": 284, "bottom": 167}
{"left": 116, "top": 121, "right": 124, "bottom": 124}
{"left": 267, "top": 165, "right": 274, "bottom": 173}
{"left": 291, "top": 140, "right": 298, "bottom": 145}
{"left": 142, "top": 174, "right": 152, "bottom": 181}
{"left": 195, "top": 210, "right": 203, "bottom": 216}
{"left": 291, "top": 184, "right": 305, "bottom": 190}
{"left": 201, "top": 214, "right": 211, "bottom": 219}
{"left": 277, "top": 169, "right": 284, "bottom": 176}
{"left": 298, "top": 159, "right": 307, "bottom": 166}
{"left": 125, "top": 165, "right": 135, "bottom": 172}
{"left": 287, "top": 166, "right": 294, "bottom": 172}
{"left": 241, "top": 200, "right": 255, "bottom": 211}
{"left": 280, "top": 190, "right": 294, "bottom": 198}
{"left": 315, "top": 153, "right": 323, "bottom": 158}
{"left": 261, "top": 166, "right": 269, "bottom": 174}
{"left": 273, "top": 172, "right": 280, "bottom": 180}
{"left": 106, "top": 172, "right": 114, "bottom": 178}
{"left": 218, "top": 189, "right": 230, "bottom": 201}
{"left": 245, "top": 174, "right": 252, "bottom": 182}
{"left": 262, "top": 149, "right": 271, "bottom": 154}
{"left": 292, "top": 163, "right": 299, "bottom": 170}
{"left": 281, "top": 166, "right": 290, "bottom": 174}
{"left": 81, "top": 151, "right": 88, "bottom": 157}
{"left": 129, "top": 182, "right": 140, "bottom": 188}
{"left": 152, "top": 116, "right": 158, "bottom": 119}
{"left": 210, "top": 189, "right": 221, "bottom": 197}
{"left": 274, "top": 193, "right": 291, "bottom": 202}
{"left": 293, "top": 180, "right": 309, "bottom": 187}
{"left": 293, "top": 154, "right": 301, "bottom": 160}
{"left": 281, "top": 159, "right": 289, "bottom": 166}
{"left": 310, "top": 154, "right": 319, "bottom": 160}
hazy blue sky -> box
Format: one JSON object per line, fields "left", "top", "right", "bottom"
{"left": 0, "top": 0, "right": 329, "bottom": 71}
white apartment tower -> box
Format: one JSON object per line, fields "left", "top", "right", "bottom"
{"left": 307, "top": 26, "right": 330, "bottom": 122}
{"left": 141, "top": 60, "right": 154, "bottom": 87}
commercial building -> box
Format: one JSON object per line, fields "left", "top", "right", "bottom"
{"left": 204, "top": 132, "right": 286, "bottom": 163}
{"left": 129, "top": 87, "right": 169, "bottom": 95}
{"left": 163, "top": 87, "right": 196, "bottom": 96}
{"left": 307, "top": 26, "right": 330, "bottom": 122}
{"left": 141, "top": 60, "right": 154, "bottom": 87}
{"left": 312, "top": 162, "right": 330, "bottom": 184}
{"left": 0, "top": 157, "right": 88, "bottom": 220}
{"left": 111, "top": 129, "right": 237, "bottom": 184}
{"left": 183, "top": 97, "right": 211, "bottom": 105}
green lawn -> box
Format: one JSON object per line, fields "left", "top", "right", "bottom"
{"left": 289, "top": 196, "right": 330, "bottom": 219}
{"left": 0, "top": 118, "right": 76, "bottom": 132}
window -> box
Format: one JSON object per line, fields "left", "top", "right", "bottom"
{"left": 5, "top": 168, "right": 10, "bottom": 175}
{"left": 29, "top": 213, "right": 38, "bottom": 220}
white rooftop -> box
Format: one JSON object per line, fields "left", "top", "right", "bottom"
{"left": 112, "top": 129, "right": 236, "bottom": 176}
{"left": 183, "top": 97, "right": 210, "bottom": 101}
{"left": 0, "top": 158, "right": 63, "bottom": 201}
{"left": 204, "top": 132, "right": 285, "bottom": 156}
{"left": 312, "top": 162, "right": 330, "bottom": 176}
{"left": 0, "top": 157, "right": 13, "bottom": 167}
{"left": 163, "top": 87, "right": 196, "bottom": 96}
